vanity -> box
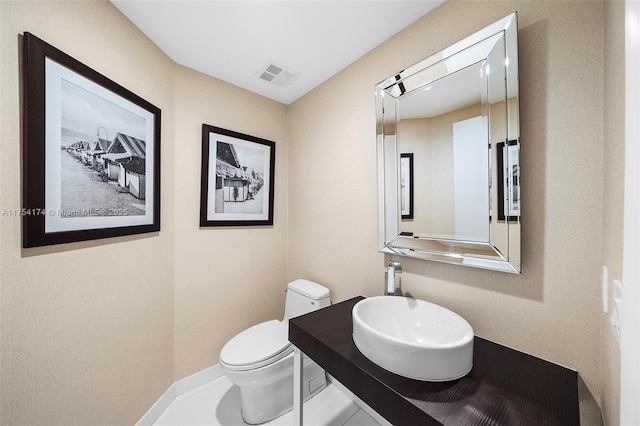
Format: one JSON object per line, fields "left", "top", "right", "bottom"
{"left": 289, "top": 297, "right": 580, "bottom": 425}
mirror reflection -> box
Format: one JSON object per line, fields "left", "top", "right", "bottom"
{"left": 376, "top": 13, "right": 520, "bottom": 273}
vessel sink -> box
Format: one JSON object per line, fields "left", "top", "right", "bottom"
{"left": 352, "top": 296, "right": 474, "bottom": 381}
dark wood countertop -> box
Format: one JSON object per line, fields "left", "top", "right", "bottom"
{"left": 289, "top": 296, "right": 579, "bottom": 425}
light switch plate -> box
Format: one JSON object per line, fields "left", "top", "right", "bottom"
{"left": 610, "top": 279, "right": 623, "bottom": 343}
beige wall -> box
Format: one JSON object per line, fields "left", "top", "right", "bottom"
{"left": 172, "top": 66, "right": 288, "bottom": 380}
{"left": 0, "top": 1, "right": 176, "bottom": 424}
{"left": 288, "top": 1, "right": 607, "bottom": 424}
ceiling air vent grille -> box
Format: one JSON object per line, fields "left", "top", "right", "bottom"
{"left": 256, "top": 61, "right": 299, "bottom": 89}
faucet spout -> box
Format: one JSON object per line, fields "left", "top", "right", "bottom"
{"left": 385, "top": 261, "right": 402, "bottom": 295}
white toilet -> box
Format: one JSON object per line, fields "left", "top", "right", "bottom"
{"left": 219, "top": 279, "right": 331, "bottom": 425}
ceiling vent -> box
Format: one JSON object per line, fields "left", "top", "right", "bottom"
{"left": 255, "top": 61, "right": 299, "bottom": 89}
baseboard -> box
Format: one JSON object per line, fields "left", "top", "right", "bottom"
{"left": 327, "top": 375, "right": 392, "bottom": 426}
{"left": 136, "top": 384, "right": 177, "bottom": 426}
{"left": 175, "top": 364, "right": 223, "bottom": 395}
{"left": 136, "top": 364, "right": 224, "bottom": 426}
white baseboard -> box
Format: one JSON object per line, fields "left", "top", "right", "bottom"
{"left": 175, "top": 364, "right": 223, "bottom": 395}
{"left": 136, "top": 364, "right": 224, "bottom": 426}
{"left": 136, "top": 384, "right": 177, "bottom": 426}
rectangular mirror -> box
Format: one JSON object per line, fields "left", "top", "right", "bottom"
{"left": 377, "top": 13, "right": 520, "bottom": 273}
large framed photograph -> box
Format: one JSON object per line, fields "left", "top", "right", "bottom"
{"left": 200, "top": 124, "right": 275, "bottom": 227}
{"left": 496, "top": 140, "right": 520, "bottom": 221}
{"left": 22, "top": 32, "right": 161, "bottom": 247}
{"left": 400, "top": 153, "right": 414, "bottom": 220}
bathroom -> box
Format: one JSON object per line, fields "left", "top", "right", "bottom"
{"left": 0, "top": 0, "right": 635, "bottom": 425}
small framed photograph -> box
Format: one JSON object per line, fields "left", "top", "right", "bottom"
{"left": 400, "top": 153, "right": 414, "bottom": 220}
{"left": 22, "top": 32, "right": 161, "bottom": 248}
{"left": 497, "top": 140, "right": 520, "bottom": 221}
{"left": 200, "top": 125, "right": 275, "bottom": 227}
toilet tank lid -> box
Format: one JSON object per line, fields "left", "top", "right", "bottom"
{"left": 287, "top": 279, "right": 330, "bottom": 300}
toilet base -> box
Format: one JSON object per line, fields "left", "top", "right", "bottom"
{"left": 233, "top": 354, "right": 326, "bottom": 425}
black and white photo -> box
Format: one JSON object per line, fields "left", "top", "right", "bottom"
{"left": 23, "top": 32, "right": 161, "bottom": 247}
{"left": 200, "top": 125, "right": 275, "bottom": 227}
{"left": 400, "top": 153, "right": 414, "bottom": 220}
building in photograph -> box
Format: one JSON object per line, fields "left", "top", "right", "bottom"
{"left": 101, "top": 132, "right": 146, "bottom": 182}
{"left": 120, "top": 156, "right": 146, "bottom": 200}
{"left": 84, "top": 137, "right": 111, "bottom": 169}
{"left": 215, "top": 141, "right": 262, "bottom": 203}
{"left": 215, "top": 141, "right": 250, "bottom": 202}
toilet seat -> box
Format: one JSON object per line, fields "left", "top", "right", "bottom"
{"left": 220, "top": 319, "right": 293, "bottom": 371}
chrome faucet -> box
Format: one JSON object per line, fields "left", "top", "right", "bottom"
{"left": 385, "top": 261, "right": 402, "bottom": 295}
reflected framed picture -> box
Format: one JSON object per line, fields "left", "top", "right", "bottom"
{"left": 22, "top": 32, "right": 161, "bottom": 248}
{"left": 200, "top": 124, "right": 275, "bottom": 227}
{"left": 497, "top": 140, "right": 520, "bottom": 221}
{"left": 400, "top": 153, "right": 414, "bottom": 220}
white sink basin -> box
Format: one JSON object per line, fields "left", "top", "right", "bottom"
{"left": 352, "top": 296, "right": 474, "bottom": 381}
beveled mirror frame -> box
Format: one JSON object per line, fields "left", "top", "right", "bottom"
{"left": 376, "top": 13, "right": 521, "bottom": 273}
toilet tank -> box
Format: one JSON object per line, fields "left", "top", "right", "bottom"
{"left": 284, "top": 279, "right": 331, "bottom": 321}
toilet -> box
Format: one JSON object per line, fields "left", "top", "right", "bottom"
{"left": 219, "top": 279, "right": 331, "bottom": 425}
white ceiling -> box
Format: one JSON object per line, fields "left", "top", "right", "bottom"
{"left": 110, "top": 0, "right": 444, "bottom": 105}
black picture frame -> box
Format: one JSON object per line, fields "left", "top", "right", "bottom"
{"left": 496, "top": 140, "right": 520, "bottom": 221}
{"left": 400, "top": 153, "right": 414, "bottom": 220}
{"left": 22, "top": 32, "right": 161, "bottom": 248}
{"left": 200, "top": 124, "right": 275, "bottom": 227}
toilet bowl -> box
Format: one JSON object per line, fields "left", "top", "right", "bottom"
{"left": 219, "top": 279, "right": 331, "bottom": 425}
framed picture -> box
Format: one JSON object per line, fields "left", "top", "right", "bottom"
{"left": 400, "top": 153, "right": 414, "bottom": 220}
{"left": 200, "top": 124, "right": 275, "bottom": 227}
{"left": 496, "top": 140, "right": 520, "bottom": 221}
{"left": 22, "top": 32, "right": 161, "bottom": 248}
{"left": 488, "top": 143, "right": 492, "bottom": 219}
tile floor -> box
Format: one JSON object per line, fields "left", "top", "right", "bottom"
{"left": 153, "top": 376, "right": 382, "bottom": 426}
